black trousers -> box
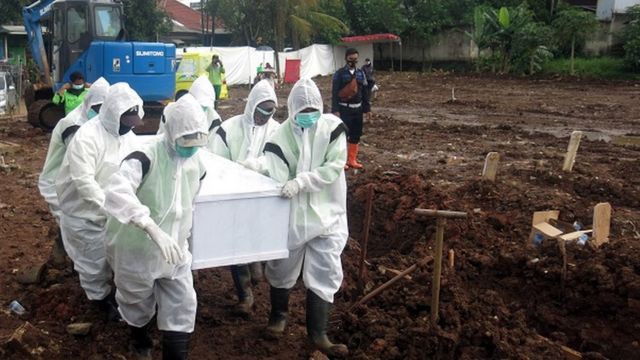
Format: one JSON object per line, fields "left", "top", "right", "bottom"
{"left": 339, "top": 105, "right": 363, "bottom": 144}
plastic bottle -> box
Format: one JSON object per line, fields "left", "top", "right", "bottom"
{"left": 533, "top": 233, "right": 544, "bottom": 246}
{"left": 8, "top": 300, "right": 26, "bottom": 315}
{"left": 577, "top": 234, "right": 589, "bottom": 246}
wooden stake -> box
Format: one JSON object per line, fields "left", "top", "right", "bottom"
{"left": 592, "top": 202, "right": 612, "bottom": 247}
{"left": 482, "top": 152, "right": 500, "bottom": 181}
{"left": 562, "top": 131, "right": 583, "bottom": 172}
{"left": 431, "top": 218, "right": 446, "bottom": 323}
{"left": 350, "top": 259, "right": 433, "bottom": 310}
{"left": 358, "top": 184, "right": 375, "bottom": 292}
{"left": 448, "top": 249, "right": 455, "bottom": 270}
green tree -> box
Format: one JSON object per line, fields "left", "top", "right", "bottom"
{"left": 344, "top": 0, "right": 407, "bottom": 35}
{"left": 622, "top": 5, "right": 640, "bottom": 71}
{"left": 122, "top": 0, "right": 171, "bottom": 42}
{"left": 203, "top": 0, "right": 222, "bottom": 45}
{"left": 404, "top": 0, "right": 454, "bottom": 71}
{"left": 218, "top": 0, "right": 272, "bottom": 45}
{"left": 0, "top": 0, "right": 29, "bottom": 25}
{"left": 552, "top": 6, "right": 598, "bottom": 75}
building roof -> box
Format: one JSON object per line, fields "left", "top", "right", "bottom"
{"left": 0, "top": 25, "right": 27, "bottom": 35}
{"left": 341, "top": 33, "right": 401, "bottom": 44}
{"left": 160, "top": 0, "right": 227, "bottom": 34}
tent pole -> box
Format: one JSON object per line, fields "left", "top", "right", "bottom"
{"left": 400, "top": 41, "right": 403, "bottom": 72}
{"left": 391, "top": 42, "right": 394, "bottom": 72}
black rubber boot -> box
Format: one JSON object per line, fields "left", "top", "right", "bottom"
{"left": 231, "top": 264, "right": 254, "bottom": 317}
{"left": 50, "top": 228, "right": 67, "bottom": 266}
{"left": 129, "top": 323, "right": 153, "bottom": 360}
{"left": 306, "top": 289, "right": 349, "bottom": 357}
{"left": 265, "top": 286, "right": 290, "bottom": 338}
{"left": 95, "top": 292, "right": 121, "bottom": 322}
{"left": 249, "top": 262, "right": 264, "bottom": 285}
{"left": 162, "top": 331, "right": 190, "bottom": 360}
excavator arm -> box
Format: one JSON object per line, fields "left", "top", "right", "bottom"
{"left": 22, "top": 0, "right": 56, "bottom": 87}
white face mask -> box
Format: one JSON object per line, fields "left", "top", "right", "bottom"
{"left": 72, "top": 83, "right": 84, "bottom": 90}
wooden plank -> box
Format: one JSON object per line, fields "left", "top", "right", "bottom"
{"left": 533, "top": 222, "right": 563, "bottom": 238}
{"left": 414, "top": 209, "right": 468, "bottom": 219}
{"left": 562, "top": 131, "right": 583, "bottom": 172}
{"left": 559, "top": 230, "right": 593, "bottom": 241}
{"left": 379, "top": 265, "right": 413, "bottom": 280}
{"left": 530, "top": 210, "right": 560, "bottom": 242}
{"left": 536, "top": 335, "right": 583, "bottom": 360}
{"left": 531, "top": 210, "right": 560, "bottom": 226}
{"left": 482, "top": 152, "right": 500, "bottom": 181}
{"left": 592, "top": 202, "right": 612, "bottom": 247}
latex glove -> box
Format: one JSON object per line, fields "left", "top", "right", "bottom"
{"left": 281, "top": 180, "right": 300, "bottom": 199}
{"left": 143, "top": 222, "right": 183, "bottom": 265}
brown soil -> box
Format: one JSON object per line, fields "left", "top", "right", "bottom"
{"left": 1, "top": 72, "right": 639, "bottom": 359}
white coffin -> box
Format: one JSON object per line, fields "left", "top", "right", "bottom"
{"left": 190, "top": 151, "right": 290, "bottom": 270}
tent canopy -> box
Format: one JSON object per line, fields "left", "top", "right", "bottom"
{"left": 340, "top": 33, "right": 401, "bottom": 44}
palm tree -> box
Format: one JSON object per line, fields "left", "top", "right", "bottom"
{"left": 270, "top": 0, "right": 348, "bottom": 75}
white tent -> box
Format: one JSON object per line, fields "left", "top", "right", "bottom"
{"left": 184, "top": 44, "right": 360, "bottom": 85}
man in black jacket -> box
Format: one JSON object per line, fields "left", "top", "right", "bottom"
{"left": 331, "top": 48, "right": 370, "bottom": 169}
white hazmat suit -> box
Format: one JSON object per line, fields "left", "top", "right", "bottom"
{"left": 104, "top": 93, "right": 208, "bottom": 333}
{"left": 55, "top": 82, "right": 143, "bottom": 300}
{"left": 210, "top": 79, "right": 280, "bottom": 162}
{"left": 210, "top": 79, "right": 280, "bottom": 314}
{"left": 263, "top": 78, "right": 348, "bottom": 303}
{"left": 158, "top": 76, "right": 221, "bottom": 143}
{"left": 39, "top": 77, "right": 110, "bottom": 221}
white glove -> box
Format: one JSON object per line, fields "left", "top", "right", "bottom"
{"left": 143, "top": 222, "right": 184, "bottom": 265}
{"left": 281, "top": 180, "right": 300, "bottom": 199}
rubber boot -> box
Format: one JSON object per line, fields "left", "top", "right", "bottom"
{"left": 265, "top": 286, "right": 290, "bottom": 339}
{"left": 231, "top": 265, "right": 254, "bottom": 317}
{"left": 129, "top": 323, "right": 153, "bottom": 360}
{"left": 306, "top": 289, "right": 349, "bottom": 357}
{"left": 347, "top": 143, "right": 363, "bottom": 169}
{"left": 249, "top": 262, "right": 264, "bottom": 285}
{"left": 162, "top": 331, "right": 190, "bottom": 360}
{"left": 50, "top": 229, "right": 67, "bottom": 266}
{"left": 95, "top": 292, "right": 121, "bottom": 322}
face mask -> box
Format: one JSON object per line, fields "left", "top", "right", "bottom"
{"left": 175, "top": 144, "right": 199, "bottom": 158}
{"left": 72, "top": 83, "right": 84, "bottom": 90}
{"left": 118, "top": 123, "right": 133, "bottom": 135}
{"left": 295, "top": 111, "right": 321, "bottom": 129}
{"left": 87, "top": 109, "right": 98, "bottom": 119}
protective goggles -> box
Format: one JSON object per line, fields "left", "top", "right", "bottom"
{"left": 256, "top": 106, "right": 276, "bottom": 117}
{"left": 176, "top": 132, "right": 208, "bottom": 147}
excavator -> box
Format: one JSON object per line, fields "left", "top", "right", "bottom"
{"left": 23, "top": 0, "right": 176, "bottom": 132}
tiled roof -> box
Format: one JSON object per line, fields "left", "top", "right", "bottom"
{"left": 160, "top": 0, "right": 225, "bottom": 32}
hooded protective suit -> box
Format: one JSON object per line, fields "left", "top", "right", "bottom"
{"left": 104, "top": 93, "right": 208, "bottom": 332}
{"left": 157, "top": 76, "right": 221, "bottom": 140}
{"left": 263, "top": 78, "right": 348, "bottom": 303}
{"left": 55, "top": 82, "right": 143, "bottom": 300}
{"left": 210, "top": 79, "right": 279, "bottom": 160}
{"left": 39, "top": 77, "right": 110, "bottom": 220}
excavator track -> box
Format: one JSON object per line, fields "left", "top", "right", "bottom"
{"left": 27, "top": 100, "right": 64, "bottom": 131}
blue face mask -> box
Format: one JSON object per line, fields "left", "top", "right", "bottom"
{"left": 295, "top": 111, "right": 321, "bottom": 129}
{"left": 175, "top": 144, "right": 199, "bottom": 158}
{"left": 87, "top": 109, "right": 98, "bottom": 119}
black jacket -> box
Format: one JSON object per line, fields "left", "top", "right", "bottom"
{"left": 331, "top": 65, "right": 370, "bottom": 113}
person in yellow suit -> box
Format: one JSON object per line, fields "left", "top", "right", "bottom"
{"left": 53, "top": 71, "right": 90, "bottom": 115}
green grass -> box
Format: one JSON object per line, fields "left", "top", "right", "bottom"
{"left": 541, "top": 57, "right": 640, "bottom": 79}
